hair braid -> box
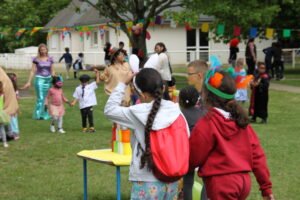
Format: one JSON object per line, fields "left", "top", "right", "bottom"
{"left": 140, "top": 89, "right": 162, "bottom": 170}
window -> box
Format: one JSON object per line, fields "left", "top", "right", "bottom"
{"left": 51, "top": 34, "right": 59, "bottom": 49}
{"left": 91, "top": 31, "right": 98, "bottom": 47}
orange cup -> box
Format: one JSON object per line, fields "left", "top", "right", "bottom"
{"left": 121, "top": 129, "right": 131, "bottom": 143}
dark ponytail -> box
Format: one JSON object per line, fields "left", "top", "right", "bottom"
{"left": 204, "top": 71, "right": 249, "bottom": 128}
{"left": 135, "top": 68, "right": 164, "bottom": 170}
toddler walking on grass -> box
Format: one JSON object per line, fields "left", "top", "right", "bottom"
{"left": 71, "top": 70, "right": 100, "bottom": 133}
{"left": 45, "top": 76, "right": 70, "bottom": 133}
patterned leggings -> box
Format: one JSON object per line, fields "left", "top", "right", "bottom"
{"left": 131, "top": 181, "right": 178, "bottom": 200}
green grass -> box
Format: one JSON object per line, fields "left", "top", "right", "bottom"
{"left": 1, "top": 69, "right": 300, "bottom": 199}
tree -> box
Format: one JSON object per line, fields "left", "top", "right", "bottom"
{"left": 81, "top": 0, "right": 285, "bottom": 56}
{"left": 0, "top": 0, "right": 70, "bottom": 53}
{"left": 81, "top": 0, "right": 183, "bottom": 59}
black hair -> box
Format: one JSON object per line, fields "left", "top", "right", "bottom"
{"left": 247, "top": 38, "right": 255, "bottom": 44}
{"left": 119, "top": 41, "right": 124, "bottom": 46}
{"left": 51, "top": 76, "right": 62, "bottom": 88}
{"left": 105, "top": 42, "right": 111, "bottom": 47}
{"left": 132, "top": 48, "right": 139, "bottom": 55}
{"left": 179, "top": 86, "right": 199, "bottom": 109}
{"left": 7, "top": 73, "right": 17, "bottom": 91}
{"left": 203, "top": 71, "right": 249, "bottom": 128}
{"left": 155, "top": 42, "right": 167, "bottom": 53}
{"left": 78, "top": 53, "right": 84, "bottom": 57}
{"left": 111, "top": 49, "right": 124, "bottom": 65}
{"left": 65, "top": 47, "right": 69, "bottom": 52}
{"left": 79, "top": 74, "right": 90, "bottom": 83}
{"left": 135, "top": 68, "right": 163, "bottom": 170}
{"left": 168, "top": 76, "right": 176, "bottom": 87}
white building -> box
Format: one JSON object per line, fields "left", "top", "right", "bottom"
{"left": 45, "top": 0, "right": 275, "bottom": 65}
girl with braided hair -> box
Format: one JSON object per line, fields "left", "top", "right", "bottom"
{"left": 189, "top": 70, "right": 274, "bottom": 200}
{"left": 104, "top": 68, "right": 189, "bottom": 199}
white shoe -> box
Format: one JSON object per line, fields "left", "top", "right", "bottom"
{"left": 58, "top": 129, "right": 66, "bottom": 134}
{"left": 3, "top": 143, "right": 9, "bottom": 148}
{"left": 50, "top": 125, "right": 55, "bottom": 133}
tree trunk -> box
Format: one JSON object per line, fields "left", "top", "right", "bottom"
{"left": 131, "top": 31, "right": 147, "bottom": 64}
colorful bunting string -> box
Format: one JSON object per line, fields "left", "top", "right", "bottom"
{"left": 201, "top": 23, "right": 209, "bottom": 33}
{"left": 266, "top": 28, "right": 274, "bottom": 39}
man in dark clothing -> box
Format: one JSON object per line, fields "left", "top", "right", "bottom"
{"left": 272, "top": 42, "right": 283, "bottom": 80}
{"left": 263, "top": 44, "right": 274, "bottom": 76}
{"left": 59, "top": 47, "right": 73, "bottom": 79}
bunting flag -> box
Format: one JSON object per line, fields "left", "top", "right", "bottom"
{"left": 99, "top": 29, "right": 105, "bottom": 39}
{"left": 86, "top": 31, "right": 91, "bottom": 40}
{"left": 30, "top": 27, "right": 43, "bottom": 36}
{"left": 15, "top": 28, "right": 26, "bottom": 39}
{"left": 155, "top": 16, "right": 162, "bottom": 25}
{"left": 265, "top": 28, "right": 274, "bottom": 39}
{"left": 216, "top": 24, "right": 225, "bottom": 36}
{"left": 149, "top": 17, "right": 155, "bottom": 26}
{"left": 233, "top": 26, "right": 241, "bottom": 36}
{"left": 249, "top": 27, "right": 257, "bottom": 38}
{"left": 185, "top": 22, "right": 192, "bottom": 31}
{"left": 79, "top": 32, "right": 84, "bottom": 42}
{"left": 201, "top": 23, "right": 209, "bottom": 32}
{"left": 283, "top": 29, "right": 291, "bottom": 38}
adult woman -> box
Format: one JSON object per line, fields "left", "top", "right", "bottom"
{"left": 245, "top": 38, "right": 257, "bottom": 75}
{"left": 22, "top": 43, "right": 55, "bottom": 120}
{"left": 100, "top": 49, "right": 132, "bottom": 105}
{"left": 154, "top": 42, "right": 172, "bottom": 100}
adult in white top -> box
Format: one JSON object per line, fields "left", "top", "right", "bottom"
{"left": 129, "top": 48, "right": 140, "bottom": 73}
{"left": 144, "top": 53, "right": 159, "bottom": 69}
{"left": 155, "top": 42, "right": 172, "bottom": 82}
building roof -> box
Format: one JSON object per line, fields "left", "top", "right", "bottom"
{"left": 45, "top": 0, "right": 214, "bottom": 28}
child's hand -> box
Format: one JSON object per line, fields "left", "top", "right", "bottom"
{"left": 122, "top": 71, "right": 135, "bottom": 85}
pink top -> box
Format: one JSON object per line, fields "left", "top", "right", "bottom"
{"left": 46, "top": 87, "right": 68, "bottom": 106}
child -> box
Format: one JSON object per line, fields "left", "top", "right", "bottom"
{"left": 189, "top": 70, "right": 274, "bottom": 200}
{"left": 7, "top": 73, "right": 20, "bottom": 140}
{"left": 59, "top": 47, "right": 73, "bottom": 79}
{"left": 104, "top": 68, "right": 189, "bottom": 199}
{"left": 249, "top": 62, "right": 270, "bottom": 124}
{"left": 100, "top": 49, "right": 132, "bottom": 106}
{"left": 73, "top": 53, "right": 84, "bottom": 79}
{"left": 179, "top": 86, "right": 206, "bottom": 200}
{"left": 0, "top": 81, "right": 9, "bottom": 147}
{"left": 234, "top": 58, "right": 248, "bottom": 103}
{"left": 45, "top": 76, "right": 69, "bottom": 133}
{"left": 71, "top": 70, "right": 100, "bottom": 133}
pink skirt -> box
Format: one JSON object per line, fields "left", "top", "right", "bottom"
{"left": 49, "top": 104, "right": 65, "bottom": 117}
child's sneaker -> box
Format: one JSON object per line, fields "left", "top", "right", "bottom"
{"left": 58, "top": 129, "right": 66, "bottom": 134}
{"left": 89, "top": 127, "right": 95, "bottom": 133}
{"left": 3, "top": 142, "right": 9, "bottom": 148}
{"left": 82, "top": 128, "right": 88, "bottom": 133}
{"left": 14, "top": 136, "right": 20, "bottom": 140}
{"left": 50, "top": 125, "right": 56, "bottom": 133}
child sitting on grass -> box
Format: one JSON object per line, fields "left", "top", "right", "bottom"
{"left": 71, "top": 70, "right": 100, "bottom": 133}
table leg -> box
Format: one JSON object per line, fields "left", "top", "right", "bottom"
{"left": 83, "top": 159, "right": 88, "bottom": 200}
{"left": 116, "top": 166, "right": 121, "bottom": 200}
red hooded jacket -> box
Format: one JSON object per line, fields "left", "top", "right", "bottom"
{"left": 189, "top": 108, "right": 272, "bottom": 196}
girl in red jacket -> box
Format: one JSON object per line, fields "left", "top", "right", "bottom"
{"left": 189, "top": 70, "right": 274, "bottom": 200}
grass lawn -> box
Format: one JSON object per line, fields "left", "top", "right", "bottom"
{"left": 0, "top": 69, "right": 300, "bottom": 200}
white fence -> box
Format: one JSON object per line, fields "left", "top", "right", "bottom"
{"left": 0, "top": 49, "right": 299, "bottom": 69}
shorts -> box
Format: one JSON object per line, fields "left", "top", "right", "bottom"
{"left": 131, "top": 181, "right": 178, "bottom": 200}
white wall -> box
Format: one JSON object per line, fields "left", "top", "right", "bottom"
{"left": 46, "top": 26, "right": 277, "bottom": 66}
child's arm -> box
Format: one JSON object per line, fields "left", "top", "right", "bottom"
{"left": 248, "top": 126, "right": 273, "bottom": 197}
{"left": 189, "top": 120, "right": 215, "bottom": 171}
{"left": 94, "top": 69, "right": 100, "bottom": 84}
{"left": 70, "top": 99, "right": 77, "bottom": 107}
{"left": 99, "top": 67, "right": 110, "bottom": 82}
